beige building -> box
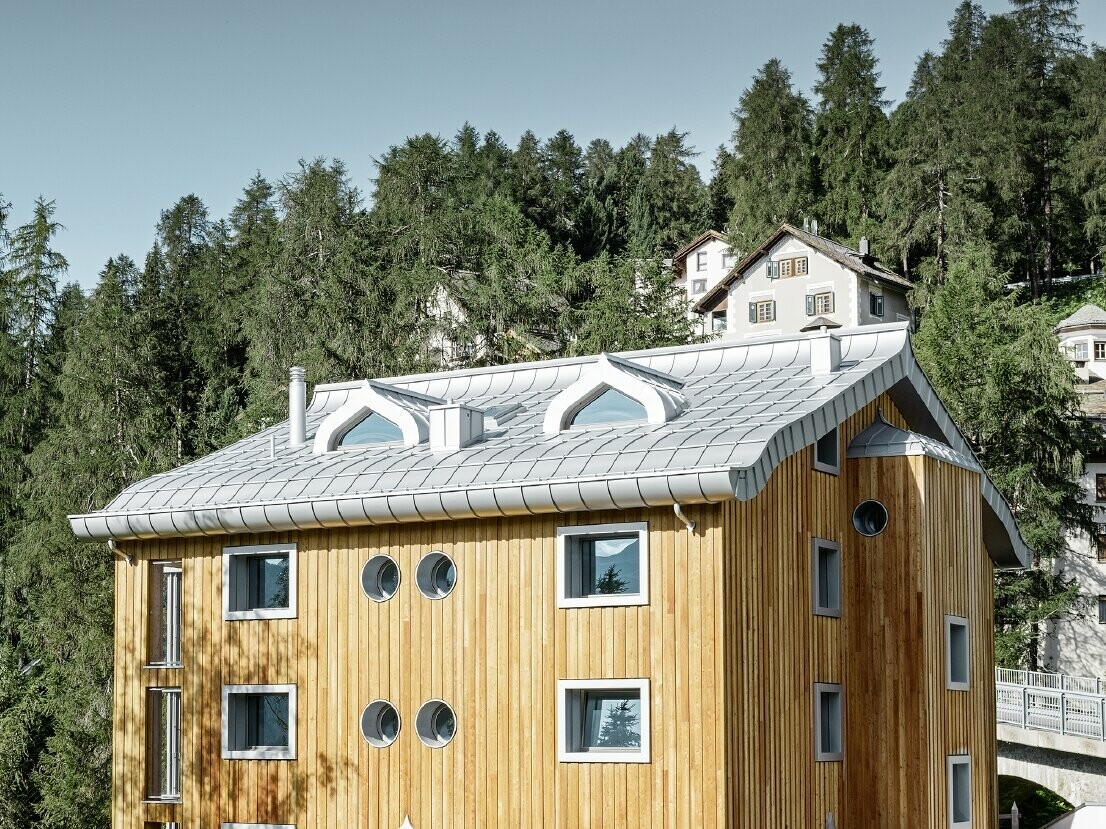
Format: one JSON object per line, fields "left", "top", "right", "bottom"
{"left": 688, "top": 224, "right": 912, "bottom": 339}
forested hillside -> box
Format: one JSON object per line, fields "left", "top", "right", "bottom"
{"left": 1, "top": 0, "right": 1104, "bottom": 824}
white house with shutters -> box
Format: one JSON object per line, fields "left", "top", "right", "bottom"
{"left": 670, "top": 230, "right": 735, "bottom": 333}
{"left": 688, "top": 224, "right": 912, "bottom": 339}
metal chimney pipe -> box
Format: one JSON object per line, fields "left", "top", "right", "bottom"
{"left": 859, "top": 236, "right": 870, "bottom": 257}
{"left": 288, "top": 367, "right": 306, "bottom": 447}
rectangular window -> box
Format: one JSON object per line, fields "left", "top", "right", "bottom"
{"left": 691, "top": 278, "right": 707, "bottom": 294}
{"left": 779, "top": 258, "right": 793, "bottom": 278}
{"left": 557, "top": 523, "right": 648, "bottom": 608}
{"left": 814, "top": 683, "right": 843, "bottom": 761}
{"left": 814, "top": 291, "right": 834, "bottom": 315}
{"left": 812, "top": 540, "right": 841, "bottom": 617}
{"left": 870, "top": 292, "right": 884, "bottom": 317}
{"left": 722, "top": 252, "right": 734, "bottom": 270}
{"left": 557, "top": 678, "right": 650, "bottom": 763}
{"left": 795, "top": 256, "right": 809, "bottom": 275}
{"left": 145, "top": 824, "right": 182, "bottom": 829}
{"left": 221, "top": 825, "right": 296, "bottom": 829}
{"left": 1096, "top": 534, "right": 1106, "bottom": 562}
{"left": 1074, "top": 342, "right": 1090, "bottom": 361}
{"left": 1096, "top": 342, "right": 1106, "bottom": 361}
{"left": 947, "top": 755, "right": 972, "bottom": 828}
{"left": 148, "top": 561, "right": 182, "bottom": 667}
{"left": 752, "top": 299, "right": 776, "bottom": 323}
{"left": 1097, "top": 474, "right": 1106, "bottom": 502}
{"left": 712, "top": 310, "right": 727, "bottom": 332}
{"left": 946, "top": 615, "right": 970, "bottom": 691}
{"left": 146, "top": 688, "right": 181, "bottom": 801}
{"left": 696, "top": 251, "right": 707, "bottom": 271}
{"left": 223, "top": 544, "right": 296, "bottom": 621}
{"left": 1098, "top": 597, "right": 1106, "bottom": 625}
{"left": 222, "top": 684, "right": 296, "bottom": 760}
{"left": 813, "top": 426, "right": 839, "bottom": 474}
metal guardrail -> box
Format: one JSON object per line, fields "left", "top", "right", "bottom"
{"left": 996, "top": 668, "right": 1106, "bottom": 741}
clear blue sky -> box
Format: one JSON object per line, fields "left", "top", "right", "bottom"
{"left": 2, "top": 0, "right": 1103, "bottom": 288}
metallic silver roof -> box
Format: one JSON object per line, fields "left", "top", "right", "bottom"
{"left": 847, "top": 410, "right": 981, "bottom": 472}
{"left": 68, "top": 322, "right": 1030, "bottom": 568}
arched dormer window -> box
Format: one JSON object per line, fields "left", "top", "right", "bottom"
{"left": 544, "top": 353, "right": 686, "bottom": 435}
{"left": 314, "top": 380, "right": 444, "bottom": 453}
{"left": 568, "top": 388, "right": 648, "bottom": 428}
{"left": 337, "top": 411, "right": 404, "bottom": 446}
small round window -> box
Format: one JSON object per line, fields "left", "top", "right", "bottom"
{"left": 362, "top": 555, "right": 400, "bottom": 602}
{"left": 416, "top": 699, "right": 457, "bottom": 748}
{"left": 360, "top": 700, "right": 401, "bottom": 747}
{"left": 853, "top": 500, "right": 889, "bottom": 537}
{"left": 416, "top": 552, "right": 456, "bottom": 599}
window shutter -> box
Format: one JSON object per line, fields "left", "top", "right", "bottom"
{"left": 828, "top": 291, "right": 835, "bottom": 313}
{"left": 870, "top": 293, "right": 884, "bottom": 317}
{"left": 805, "top": 295, "right": 815, "bottom": 316}
{"left": 767, "top": 261, "right": 778, "bottom": 279}
{"left": 769, "top": 300, "right": 777, "bottom": 322}
{"left": 749, "top": 302, "right": 756, "bottom": 323}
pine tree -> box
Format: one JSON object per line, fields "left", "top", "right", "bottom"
{"left": 541, "top": 130, "right": 584, "bottom": 251}
{"left": 813, "top": 24, "right": 890, "bottom": 245}
{"left": 726, "top": 60, "right": 816, "bottom": 251}
{"left": 596, "top": 700, "right": 640, "bottom": 747}
{"left": 1070, "top": 47, "right": 1106, "bottom": 265}
{"left": 633, "top": 130, "right": 710, "bottom": 256}
{"left": 593, "top": 564, "right": 628, "bottom": 595}
{"left": 707, "top": 146, "right": 737, "bottom": 233}
{"left": 912, "top": 245, "right": 1099, "bottom": 666}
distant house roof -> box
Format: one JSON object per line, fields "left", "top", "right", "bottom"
{"left": 693, "top": 223, "right": 912, "bottom": 313}
{"left": 672, "top": 230, "right": 728, "bottom": 273}
{"left": 1055, "top": 304, "right": 1106, "bottom": 333}
{"left": 69, "top": 322, "right": 1029, "bottom": 568}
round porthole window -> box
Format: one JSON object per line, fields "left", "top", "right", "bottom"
{"left": 416, "top": 551, "right": 456, "bottom": 599}
{"left": 360, "top": 700, "right": 401, "bottom": 748}
{"left": 416, "top": 699, "right": 457, "bottom": 748}
{"left": 362, "top": 555, "right": 400, "bottom": 602}
{"left": 852, "top": 500, "right": 889, "bottom": 537}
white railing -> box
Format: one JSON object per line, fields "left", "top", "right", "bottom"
{"left": 996, "top": 668, "right": 1106, "bottom": 741}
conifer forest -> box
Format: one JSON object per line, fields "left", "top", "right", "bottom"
{"left": 2, "top": 0, "right": 1106, "bottom": 823}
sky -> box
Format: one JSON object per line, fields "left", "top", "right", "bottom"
{"left": 3, "top": 0, "right": 1104, "bottom": 289}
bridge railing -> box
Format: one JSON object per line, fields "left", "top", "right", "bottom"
{"left": 996, "top": 667, "right": 1106, "bottom": 696}
{"left": 996, "top": 669, "right": 1106, "bottom": 741}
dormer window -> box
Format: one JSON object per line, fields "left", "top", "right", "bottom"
{"left": 337, "top": 412, "right": 403, "bottom": 447}
{"left": 569, "top": 388, "right": 648, "bottom": 428}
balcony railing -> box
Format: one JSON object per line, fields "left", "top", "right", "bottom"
{"left": 996, "top": 668, "right": 1106, "bottom": 741}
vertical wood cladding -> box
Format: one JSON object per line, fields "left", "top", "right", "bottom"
{"left": 113, "top": 393, "right": 997, "bottom": 828}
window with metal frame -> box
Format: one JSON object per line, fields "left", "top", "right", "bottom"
{"left": 223, "top": 544, "right": 296, "bottom": 621}
{"left": 222, "top": 684, "right": 297, "bottom": 760}
{"left": 148, "top": 561, "right": 182, "bottom": 667}
{"left": 946, "top": 615, "right": 970, "bottom": 691}
{"left": 947, "top": 754, "right": 972, "bottom": 828}
{"left": 558, "top": 678, "right": 650, "bottom": 763}
{"left": 696, "top": 251, "right": 707, "bottom": 271}
{"left": 813, "top": 683, "right": 843, "bottom": 761}
{"left": 146, "top": 688, "right": 181, "bottom": 801}
{"left": 813, "top": 427, "right": 839, "bottom": 474}
{"left": 812, "top": 539, "right": 841, "bottom": 617}
{"left": 557, "top": 523, "right": 648, "bottom": 608}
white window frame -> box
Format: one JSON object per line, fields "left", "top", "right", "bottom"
{"left": 812, "top": 426, "right": 840, "bottom": 475}
{"left": 947, "top": 754, "right": 972, "bottom": 828}
{"left": 812, "top": 539, "right": 841, "bottom": 618}
{"left": 696, "top": 251, "right": 708, "bottom": 271}
{"left": 145, "top": 687, "right": 181, "bottom": 802}
{"left": 222, "top": 683, "right": 297, "bottom": 760}
{"left": 690, "top": 278, "right": 707, "bottom": 294}
{"left": 223, "top": 543, "right": 297, "bottom": 621}
{"left": 1073, "top": 341, "right": 1090, "bottom": 361}
{"left": 945, "top": 615, "right": 970, "bottom": 691}
{"left": 556, "top": 522, "right": 649, "bottom": 608}
{"left": 557, "top": 678, "right": 650, "bottom": 763}
{"left": 813, "top": 682, "right": 844, "bottom": 762}
{"left": 148, "top": 561, "right": 182, "bottom": 667}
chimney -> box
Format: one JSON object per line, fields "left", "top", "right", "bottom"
{"left": 429, "top": 402, "right": 484, "bottom": 452}
{"left": 288, "top": 366, "right": 306, "bottom": 447}
{"left": 810, "top": 329, "right": 842, "bottom": 376}
{"left": 811, "top": 219, "right": 819, "bottom": 236}
{"left": 859, "top": 236, "right": 870, "bottom": 258}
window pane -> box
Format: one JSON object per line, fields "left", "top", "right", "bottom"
{"left": 248, "top": 693, "right": 290, "bottom": 748}
{"left": 570, "top": 388, "right": 647, "bottom": 427}
{"left": 1098, "top": 598, "right": 1106, "bottom": 624}
{"left": 951, "top": 761, "right": 971, "bottom": 822}
{"left": 583, "top": 693, "right": 641, "bottom": 749}
{"left": 819, "top": 689, "right": 841, "bottom": 755}
{"left": 248, "top": 555, "right": 290, "bottom": 609}
{"left": 949, "top": 623, "right": 969, "bottom": 685}
{"left": 815, "top": 429, "right": 838, "bottom": 468}
{"left": 338, "top": 412, "right": 403, "bottom": 446}
{"left": 581, "top": 536, "right": 640, "bottom": 596}
{"left": 817, "top": 546, "right": 840, "bottom": 611}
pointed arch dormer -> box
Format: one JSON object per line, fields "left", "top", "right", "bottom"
{"left": 313, "top": 380, "right": 445, "bottom": 453}
{"left": 543, "top": 353, "right": 687, "bottom": 435}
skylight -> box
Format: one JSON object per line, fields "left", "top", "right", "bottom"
{"left": 338, "top": 412, "right": 404, "bottom": 446}
{"left": 569, "top": 388, "right": 648, "bottom": 428}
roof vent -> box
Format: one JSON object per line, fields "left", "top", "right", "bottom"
{"left": 288, "top": 367, "right": 306, "bottom": 447}
{"left": 810, "top": 330, "right": 841, "bottom": 376}
{"left": 429, "top": 402, "right": 484, "bottom": 452}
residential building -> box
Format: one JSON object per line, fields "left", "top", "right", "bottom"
{"left": 670, "top": 230, "right": 734, "bottom": 333}
{"left": 71, "top": 322, "right": 1028, "bottom": 829}
{"left": 690, "top": 223, "right": 912, "bottom": 339}
{"left": 1045, "top": 305, "right": 1106, "bottom": 677}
